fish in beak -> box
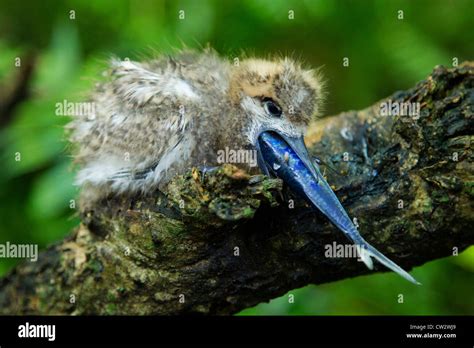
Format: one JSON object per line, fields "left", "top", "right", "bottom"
{"left": 257, "top": 130, "right": 420, "bottom": 285}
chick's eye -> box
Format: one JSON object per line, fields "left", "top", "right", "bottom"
{"left": 263, "top": 98, "right": 282, "bottom": 118}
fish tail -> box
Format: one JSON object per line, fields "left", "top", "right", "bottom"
{"left": 357, "top": 246, "right": 374, "bottom": 270}
{"left": 344, "top": 226, "right": 420, "bottom": 285}
{"left": 356, "top": 237, "right": 421, "bottom": 285}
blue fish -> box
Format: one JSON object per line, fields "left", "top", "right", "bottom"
{"left": 257, "top": 131, "right": 420, "bottom": 284}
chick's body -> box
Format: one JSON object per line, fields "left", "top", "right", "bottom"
{"left": 68, "top": 49, "right": 322, "bottom": 207}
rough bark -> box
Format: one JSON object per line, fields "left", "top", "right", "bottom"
{"left": 0, "top": 63, "right": 472, "bottom": 315}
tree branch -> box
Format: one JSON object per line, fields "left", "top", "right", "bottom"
{"left": 1, "top": 63, "right": 473, "bottom": 315}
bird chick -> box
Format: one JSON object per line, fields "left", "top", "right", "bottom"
{"left": 68, "top": 49, "right": 419, "bottom": 284}
{"left": 68, "top": 49, "right": 323, "bottom": 204}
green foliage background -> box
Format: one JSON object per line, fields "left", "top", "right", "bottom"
{"left": 0, "top": 0, "right": 472, "bottom": 315}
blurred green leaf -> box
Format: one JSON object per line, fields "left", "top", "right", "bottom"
{"left": 28, "top": 159, "right": 77, "bottom": 220}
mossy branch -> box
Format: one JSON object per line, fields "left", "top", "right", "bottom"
{"left": 1, "top": 63, "right": 473, "bottom": 315}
